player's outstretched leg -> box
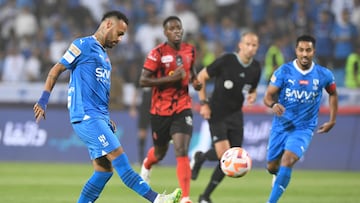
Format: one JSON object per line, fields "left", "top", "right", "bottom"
{"left": 191, "top": 148, "right": 218, "bottom": 180}
{"left": 77, "top": 171, "right": 113, "bottom": 203}
{"left": 267, "top": 166, "right": 292, "bottom": 203}
{"left": 197, "top": 163, "right": 225, "bottom": 203}
{"left": 141, "top": 157, "right": 152, "bottom": 183}
{"left": 141, "top": 146, "right": 160, "bottom": 184}
{"left": 112, "top": 152, "right": 180, "bottom": 202}
{"left": 190, "top": 151, "right": 205, "bottom": 180}
{"left": 198, "top": 194, "right": 212, "bottom": 203}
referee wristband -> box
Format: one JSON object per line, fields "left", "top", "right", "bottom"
{"left": 37, "top": 91, "right": 50, "bottom": 109}
{"left": 270, "top": 102, "right": 278, "bottom": 108}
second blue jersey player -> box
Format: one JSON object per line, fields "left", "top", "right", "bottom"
{"left": 263, "top": 35, "right": 338, "bottom": 203}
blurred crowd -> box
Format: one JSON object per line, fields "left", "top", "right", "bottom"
{"left": 0, "top": 0, "right": 360, "bottom": 89}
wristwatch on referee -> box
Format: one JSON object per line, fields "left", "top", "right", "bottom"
{"left": 200, "top": 99, "right": 209, "bottom": 105}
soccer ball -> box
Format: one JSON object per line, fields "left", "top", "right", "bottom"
{"left": 220, "top": 147, "right": 252, "bottom": 178}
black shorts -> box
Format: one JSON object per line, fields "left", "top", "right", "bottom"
{"left": 150, "top": 109, "right": 193, "bottom": 146}
{"left": 208, "top": 110, "right": 244, "bottom": 146}
{"left": 138, "top": 91, "right": 151, "bottom": 129}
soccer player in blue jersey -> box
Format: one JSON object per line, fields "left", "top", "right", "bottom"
{"left": 263, "top": 34, "right": 338, "bottom": 203}
{"left": 33, "top": 10, "right": 181, "bottom": 203}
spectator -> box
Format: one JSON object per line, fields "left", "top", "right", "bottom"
{"left": 268, "top": 0, "right": 292, "bottom": 31}
{"left": 49, "top": 30, "right": 69, "bottom": 82}
{"left": 23, "top": 47, "right": 41, "bottom": 82}
{"left": 112, "top": 30, "right": 143, "bottom": 85}
{"left": 290, "top": 2, "right": 311, "bottom": 36}
{"left": 218, "top": 16, "right": 240, "bottom": 52}
{"left": 49, "top": 31, "right": 68, "bottom": 64}
{"left": 331, "top": 8, "right": 358, "bottom": 86}
{"left": 135, "top": 14, "right": 164, "bottom": 56}
{"left": 133, "top": 0, "right": 160, "bottom": 27}
{"left": 254, "top": 20, "right": 276, "bottom": 67}
{"left": 313, "top": 9, "right": 334, "bottom": 67}
{"left": 194, "top": 0, "right": 217, "bottom": 22}
{"left": 173, "top": 0, "right": 200, "bottom": 38}
{"left": 13, "top": 6, "right": 38, "bottom": 38}
{"left": 331, "top": 0, "right": 353, "bottom": 25}
{"left": 307, "top": 0, "right": 332, "bottom": 22}
{"left": 108, "top": 0, "right": 135, "bottom": 22}
{"left": 0, "top": 0, "right": 17, "bottom": 39}
{"left": 246, "top": 0, "right": 268, "bottom": 32}
{"left": 1, "top": 45, "right": 25, "bottom": 83}
{"left": 215, "top": 0, "right": 240, "bottom": 22}
{"left": 344, "top": 42, "right": 360, "bottom": 89}
{"left": 264, "top": 34, "right": 285, "bottom": 83}
{"left": 199, "top": 15, "right": 220, "bottom": 52}
{"left": 43, "top": 15, "right": 71, "bottom": 44}
{"left": 352, "top": 0, "right": 360, "bottom": 32}
{"left": 79, "top": 0, "right": 106, "bottom": 22}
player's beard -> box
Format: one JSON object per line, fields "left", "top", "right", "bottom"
{"left": 104, "top": 35, "right": 118, "bottom": 48}
{"left": 105, "top": 41, "right": 117, "bottom": 48}
{"left": 299, "top": 57, "right": 311, "bottom": 69}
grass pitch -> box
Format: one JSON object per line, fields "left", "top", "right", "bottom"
{"left": 0, "top": 162, "right": 359, "bottom": 203}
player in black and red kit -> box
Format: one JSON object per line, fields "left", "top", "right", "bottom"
{"left": 139, "top": 16, "right": 202, "bottom": 203}
{"left": 191, "top": 32, "right": 262, "bottom": 203}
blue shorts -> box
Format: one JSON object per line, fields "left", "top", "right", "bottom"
{"left": 72, "top": 118, "right": 121, "bottom": 160}
{"left": 267, "top": 129, "right": 313, "bottom": 162}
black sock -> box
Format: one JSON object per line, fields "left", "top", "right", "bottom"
{"left": 204, "top": 148, "right": 218, "bottom": 161}
{"left": 202, "top": 162, "right": 225, "bottom": 198}
{"left": 138, "top": 138, "right": 145, "bottom": 162}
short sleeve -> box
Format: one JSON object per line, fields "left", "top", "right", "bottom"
{"left": 59, "top": 38, "right": 85, "bottom": 70}
{"left": 143, "top": 48, "right": 161, "bottom": 72}
{"left": 269, "top": 65, "right": 285, "bottom": 88}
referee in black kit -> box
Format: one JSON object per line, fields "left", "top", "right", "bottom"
{"left": 191, "top": 31, "right": 262, "bottom": 203}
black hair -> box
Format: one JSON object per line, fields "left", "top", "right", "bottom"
{"left": 162, "top": 16, "right": 181, "bottom": 27}
{"left": 296, "top": 34, "right": 316, "bottom": 47}
{"left": 101, "top": 10, "right": 129, "bottom": 25}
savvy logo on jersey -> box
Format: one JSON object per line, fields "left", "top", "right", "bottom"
{"left": 95, "top": 67, "right": 111, "bottom": 84}
{"left": 95, "top": 67, "right": 110, "bottom": 79}
{"left": 285, "top": 88, "right": 318, "bottom": 101}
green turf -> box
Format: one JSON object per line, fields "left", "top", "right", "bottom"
{"left": 0, "top": 162, "right": 359, "bottom": 203}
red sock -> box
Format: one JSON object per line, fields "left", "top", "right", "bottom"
{"left": 176, "top": 156, "right": 191, "bottom": 197}
{"left": 143, "top": 147, "right": 158, "bottom": 169}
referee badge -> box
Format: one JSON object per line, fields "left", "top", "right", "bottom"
{"left": 224, "top": 80, "right": 234, "bottom": 89}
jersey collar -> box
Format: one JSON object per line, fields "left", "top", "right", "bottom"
{"left": 92, "top": 35, "right": 106, "bottom": 50}
{"left": 293, "top": 59, "right": 314, "bottom": 75}
{"left": 234, "top": 52, "right": 253, "bottom": 68}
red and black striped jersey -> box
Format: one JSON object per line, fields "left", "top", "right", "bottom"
{"left": 143, "top": 42, "right": 196, "bottom": 116}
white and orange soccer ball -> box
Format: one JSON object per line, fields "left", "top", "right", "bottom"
{"left": 220, "top": 147, "right": 252, "bottom": 178}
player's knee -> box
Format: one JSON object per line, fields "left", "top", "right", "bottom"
{"left": 281, "top": 151, "right": 299, "bottom": 167}
{"left": 95, "top": 156, "right": 113, "bottom": 171}
{"left": 267, "top": 162, "right": 279, "bottom": 175}
{"left": 154, "top": 151, "right": 166, "bottom": 160}
{"left": 267, "top": 168, "right": 278, "bottom": 175}
{"left": 154, "top": 146, "right": 168, "bottom": 160}
{"left": 174, "top": 146, "right": 188, "bottom": 157}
